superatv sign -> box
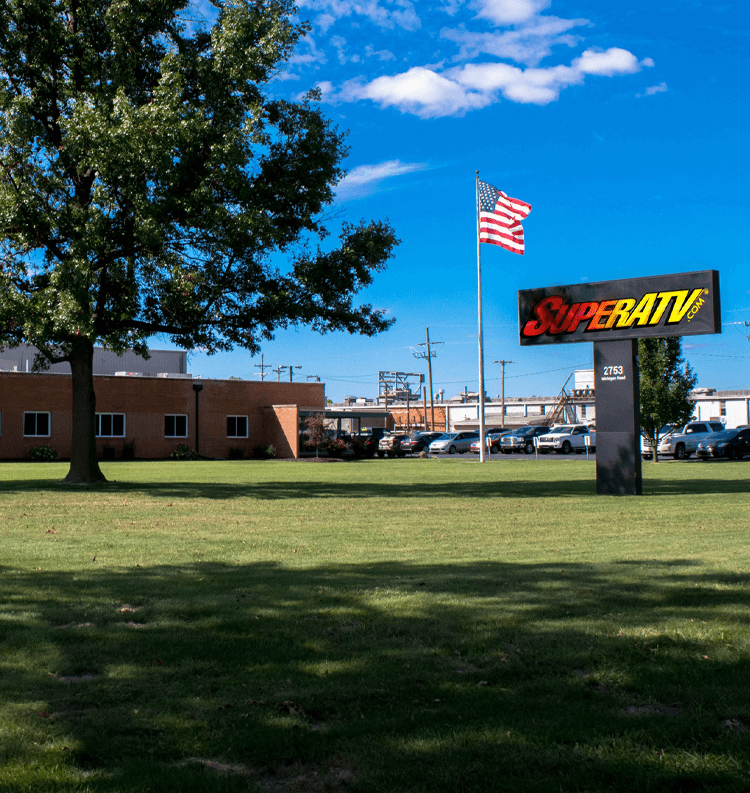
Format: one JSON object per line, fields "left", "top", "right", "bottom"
{"left": 519, "top": 270, "right": 720, "bottom": 345}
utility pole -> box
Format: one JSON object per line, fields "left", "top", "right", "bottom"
{"left": 412, "top": 328, "right": 443, "bottom": 431}
{"left": 493, "top": 360, "right": 513, "bottom": 428}
{"left": 273, "top": 365, "right": 286, "bottom": 382}
{"left": 254, "top": 354, "right": 272, "bottom": 381}
{"left": 275, "top": 364, "right": 302, "bottom": 382}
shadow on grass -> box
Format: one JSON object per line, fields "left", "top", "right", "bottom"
{"left": 0, "top": 560, "right": 748, "bottom": 792}
{"left": 1, "top": 472, "right": 749, "bottom": 500}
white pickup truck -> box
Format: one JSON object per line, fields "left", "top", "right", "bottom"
{"left": 656, "top": 421, "right": 725, "bottom": 459}
{"left": 537, "top": 424, "right": 596, "bottom": 454}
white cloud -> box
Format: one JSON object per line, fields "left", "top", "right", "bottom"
{"left": 336, "top": 159, "right": 430, "bottom": 199}
{"left": 365, "top": 45, "right": 397, "bottom": 61}
{"left": 338, "top": 67, "right": 491, "bottom": 117}
{"left": 333, "top": 47, "right": 652, "bottom": 117}
{"left": 449, "top": 61, "right": 581, "bottom": 104}
{"left": 331, "top": 35, "right": 350, "bottom": 64}
{"left": 441, "top": 15, "right": 589, "bottom": 66}
{"left": 573, "top": 47, "right": 648, "bottom": 76}
{"left": 301, "top": 2, "right": 655, "bottom": 118}
{"left": 316, "top": 13, "right": 337, "bottom": 33}
{"left": 314, "top": 80, "right": 337, "bottom": 101}
{"left": 638, "top": 81, "right": 667, "bottom": 97}
{"left": 440, "top": 0, "right": 463, "bottom": 16}
{"left": 296, "top": 0, "right": 421, "bottom": 31}
{"left": 288, "top": 36, "right": 327, "bottom": 68}
{"left": 473, "top": 0, "right": 551, "bottom": 25}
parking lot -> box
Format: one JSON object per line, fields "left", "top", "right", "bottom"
{"left": 423, "top": 450, "right": 597, "bottom": 461}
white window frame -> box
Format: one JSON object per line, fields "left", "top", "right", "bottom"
{"left": 227, "top": 415, "right": 248, "bottom": 438}
{"left": 96, "top": 413, "right": 126, "bottom": 437}
{"left": 165, "top": 414, "right": 188, "bottom": 438}
{"left": 24, "top": 411, "right": 51, "bottom": 437}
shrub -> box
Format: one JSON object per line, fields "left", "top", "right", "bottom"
{"left": 29, "top": 445, "right": 59, "bottom": 462}
{"left": 102, "top": 444, "right": 117, "bottom": 461}
{"left": 325, "top": 438, "right": 349, "bottom": 458}
{"left": 170, "top": 444, "right": 199, "bottom": 460}
{"left": 251, "top": 444, "right": 276, "bottom": 460}
{"left": 349, "top": 436, "right": 376, "bottom": 459}
{"left": 228, "top": 446, "right": 245, "bottom": 460}
{"left": 122, "top": 439, "right": 136, "bottom": 460}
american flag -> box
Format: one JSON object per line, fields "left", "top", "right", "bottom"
{"left": 478, "top": 181, "right": 531, "bottom": 255}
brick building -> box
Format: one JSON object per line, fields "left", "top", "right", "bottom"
{"left": 0, "top": 371, "right": 325, "bottom": 460}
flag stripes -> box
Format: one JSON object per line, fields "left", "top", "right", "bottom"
{"left": 478, "top": 181, "right": 531, "bottom": 255}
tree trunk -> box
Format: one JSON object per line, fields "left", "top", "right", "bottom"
{"left": 62, "top": 338, "right": 107, "bottom": 484}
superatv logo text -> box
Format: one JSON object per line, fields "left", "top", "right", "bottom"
{"left": 522, "top": 288, "right": 708, "bottom": 339}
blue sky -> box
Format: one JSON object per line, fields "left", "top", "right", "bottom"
{"left": 185, "top": 0, "right": 750, "bottom": 402}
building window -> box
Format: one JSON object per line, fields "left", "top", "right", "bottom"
{"left": 720, "top": 400, "right": 726, "bottom": 416}
{"left": 24, "top": 412, "right": 50, "bottom": 436}
{"left": 227, "top": 416, "right": 248, "bottom": 438}
{"left": 165, "top": 415, "right": 188, "bottom": 438}
{"left": 96, "top": 413, "right": 125, "bottom": 437}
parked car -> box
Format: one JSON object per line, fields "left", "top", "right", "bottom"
{"left": 400, "top": 431, "right": 444, "bottom": 455}
{"left": 377, "top": 433, "right": 410, "bottom": 457}
{"left": 500, "top": 425, "right": 551, "bottom": 454}
{"left": 696, "top": 427, "right": 750, "bottom": 460}
{"left": 469, "top": 430, "right": 514, "bottom": 454}
{"left": 657, "top": 421, "right": 725, "bottom": 459}
{"left": 429, "top": 431, "right": 479, "bottom": 454}
{"left": 349, "top": 428, "right": 387, "bottom": 458}
{"left": 641, "top": 424, "right": 678, "bottom": 460}
{"left": 537, "top": 425, "right": 595, "bottom": 454}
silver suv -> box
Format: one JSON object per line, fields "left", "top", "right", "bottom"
{"left": 658, "top": 421, "right": 725, "bottom": 459}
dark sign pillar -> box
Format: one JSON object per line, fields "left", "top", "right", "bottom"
{"left": 594, "top": 340, "right": 642, "bottom": 495}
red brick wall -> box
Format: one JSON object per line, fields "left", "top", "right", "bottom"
{"left": 389, "top": 405, "right": 447, "bottom": 432}
{"left": 0, "top": 373, "right": 324, "bottom": 460}
{"left": 262, "top": 405, "right": 299, "bottom": 458}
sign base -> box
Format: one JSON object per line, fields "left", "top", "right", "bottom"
{"left": 594, "top": 339, "right": 642, "bottom": 495}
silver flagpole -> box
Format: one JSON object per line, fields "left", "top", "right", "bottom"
{"left": 476, "top": 171, "right": 486, "bottom": 463}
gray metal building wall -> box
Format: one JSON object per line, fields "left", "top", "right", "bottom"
{"left": 0, "top": 344, "right": 186, "bottom": 376}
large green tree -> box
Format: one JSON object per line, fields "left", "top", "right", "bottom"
{"left": 0, "top": 0, "right": 397, "bottom": 483}
{"left": 638, "top": 337, "right": 697, "bottom": 462}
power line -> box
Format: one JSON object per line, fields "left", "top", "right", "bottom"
{"left": 434, "top": 364, "right": 591, "bottom": 386}
{"left": 690, "top": 352, "right": 750, "bottom": 359}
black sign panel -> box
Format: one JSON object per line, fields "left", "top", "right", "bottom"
{"left": 519, "top": 270, "right": 720, "bottom": 346}
{"left": 594, "top": 340, "right": 642, "bottom": 495}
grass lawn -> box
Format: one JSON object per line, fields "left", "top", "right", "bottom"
{"left": 0, "top": 457, "right": 748, "bottom": 792}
